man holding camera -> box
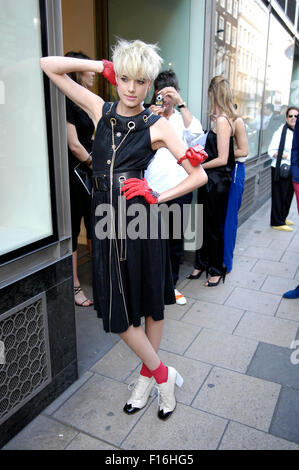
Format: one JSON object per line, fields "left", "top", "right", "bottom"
{"left": 145, "top": 70, "right": 204, "bottom": 305}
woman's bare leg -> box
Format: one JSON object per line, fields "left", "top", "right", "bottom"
{"left": 145, "top": 317, "right": 164, "bottom": 352}
{"left": 119, "top": 324, "right": 161, "bottom": 371}
{"left": 73, "top": 250, "right": 93, "bottom": 306}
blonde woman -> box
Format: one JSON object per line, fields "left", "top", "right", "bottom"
{"left": 40, "top": 39, "right": 207, "bottom": 420}
{"left": 187, "top": 76, "right": 248, "bottom": 286}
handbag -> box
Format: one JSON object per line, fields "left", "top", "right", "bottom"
{"left": 74, "top": 159, "right": 92, "bottom": 195}
{"left": 279, "top": 163, "right": 291, "bottom": 179}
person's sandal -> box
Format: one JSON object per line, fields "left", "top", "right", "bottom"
{"left": 186, "top": 269, "right": 203, "bottom": 280}
{"left": 204, "top": 273, "right": 226, "bottom": 287}
{"left": 74, "top": 286, "right": 93, "bottom": 307}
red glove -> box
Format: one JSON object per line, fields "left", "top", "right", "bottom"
{"left": 177, "top": 144, "right": 208, "bottom": 167}
{"left": 102, "top": 59, "right": 117, "bottom": 86}
{"left": 121, "top": 178, "right": 159, "bottom": 204}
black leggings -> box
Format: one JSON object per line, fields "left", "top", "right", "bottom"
{"left": 270, "top": 167, "right": 294, "bottom": 227}
{"left": 194, "top": 171, "right": 231, "bottom": 276}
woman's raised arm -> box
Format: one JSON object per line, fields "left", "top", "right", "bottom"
{"left": 40, "top": 56, "right": 105, "bottom": 127}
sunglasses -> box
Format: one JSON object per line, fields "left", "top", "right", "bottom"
{"left": 288, "top": 114, "right": 298, "bottom": 118}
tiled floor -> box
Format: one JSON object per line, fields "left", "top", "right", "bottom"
{"left": 2, "top": 198, "right": 299, "bottom": 450}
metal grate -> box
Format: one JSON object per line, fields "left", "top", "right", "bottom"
{"left": 0, "top": 293, "right": 51, "bottom": 425}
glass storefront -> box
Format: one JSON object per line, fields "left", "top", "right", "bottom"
{"left": 260, "top": 12, "right": 295, "bottom": 154}
{"left": 213, "top": 0, "right": 295, "bottom": 159}
{"left": 0, "top": 0, "right": 57, "bottom": 265}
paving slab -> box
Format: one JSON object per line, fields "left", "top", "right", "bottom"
{"left": 225, "top": 287, "right": 281, "bottom": 316}
{"left": 234, "top": 311, "right": 298, "bottom": 348}
{"left": 181, "top": 279, "right": 234, "bottom": 304}
{"left": 163, "top": 297, "right": 195, "bottom": 321}
{"left": 270, "top": 387, "right": 299, "bottom": 444}
{"left": 225, "top": 269, "right": 267, "bottom": 290}
{"left": 185, "top": 328, "right": 258, "bottom": 373}
{"left": 44, "top": 371, "right": 93, "bottom": 416}
{"left": 122, "top": 401, "right": 227, "bottom": 450}
{"left": 91, "top": 340, "right": 141, "bottom": 382}
{"left": 268, "top": 238, "right": 294, "bottom": 252}
{"left": 230, "top": 254, "right": 258, "bottom": 271}
{"left": 240, "top": 245, "right": 284, "bottom": 262}
{"left": 159, "top": 318, "right": 201, "bottom": 355}
{"left": 192, "top": 367, "right": 281, "bottom": 432}
{"left": 251, "top": 259, "right": 298, "bottom": 279}
{"left": 288, "top": 237, "right": 299, "bottom": 253}
{"left": 2, "top": 415, "right": 78, "bottom": 450}
{"left": 260, "top": 275, "right": 299, "bottom": 296}
{"left": 181, "top": 300, "right": 244, "bottom": 334}
{"left": 65, "top": 433, "right": 118, "bottom": 450}
{"left": 280, "top": 250, "right": 299, "bottom": 265}
{"left": 246, "top": 342, "right": 299, "bottom": 389}
{"left": 235, "top": 235, "right": 272, "bottom": 249}
{"left": 219, "top": 421, "right": 299, "bottom": 450}
{"left": 277, "top": 298, "right": 299, "bottom": 322}
{"left": 53, "top": 374, "right": 151, "bottom": 447}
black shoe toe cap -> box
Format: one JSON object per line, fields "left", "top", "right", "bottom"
{"left": 123, "top": 403, "right": 141, "bottom": 414}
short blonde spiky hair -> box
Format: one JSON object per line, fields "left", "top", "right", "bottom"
{"left": 112, "top": 38, "right": 163, "bottom": 81}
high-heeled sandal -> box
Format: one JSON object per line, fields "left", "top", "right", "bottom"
{"left": 205, "top": 272, "right": 226, "bottom": 287}
{"left": 186, "top": 269, "right": 203, "bottom": 280}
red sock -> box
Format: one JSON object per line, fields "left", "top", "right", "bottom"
{"left": 140, "top": 363, "right": 152, "bottom": 378}
{"left": 151, "top": 361, "right": 168, "bottom": 384}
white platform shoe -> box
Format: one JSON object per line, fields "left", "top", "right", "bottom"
{"left": 123, "top": 375, "right": 155, "bottom": 414}
{"left": 156, "top": 366, "right": 184, "bottom": 420}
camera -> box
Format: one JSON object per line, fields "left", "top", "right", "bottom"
{"left": 155, "top": 93, "right": 164, "bottom": 107}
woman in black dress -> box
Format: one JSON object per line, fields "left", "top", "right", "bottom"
{"left": 40, "top": 39, "right": 208, "bottom": 420}
{"left": 187, "top": 76, "right": 246, "bottom": 286}
{"left": 65, "top": 51, "right": 95, "bottom": 307}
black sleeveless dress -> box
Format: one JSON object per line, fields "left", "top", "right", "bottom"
{"left": 194, "top": 129, "right": 235, "bottom": 276}
{"left": 91, "top": 102, "right": 175, "bottom": 333}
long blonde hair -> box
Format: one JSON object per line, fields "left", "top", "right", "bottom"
{"left": 208, "top": 76, "right": 238, "bottom": 121}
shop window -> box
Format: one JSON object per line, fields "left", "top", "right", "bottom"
{"left": 214, "top": 0, "right": 269, "bottom": 159}
{"left": 260, "top": 14, "right": 295, "bottom": 154}
{"left": 0, "top": 0, "right": 57, "bottom": 264}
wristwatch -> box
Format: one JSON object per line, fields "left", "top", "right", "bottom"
{"left": 178, "top": 102, "right": 187, "bottom": 109}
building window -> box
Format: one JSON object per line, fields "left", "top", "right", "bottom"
{"left": 227, "top": 0, "right": 233, "bottom": 14}
{"left": 226, "top": 21, "right": 231, "bottom": 44}
{"left": 220, "top": 0, "right": 226, "bottom": 8}
{"left": 287, "top": 0, "right": 296, "bottom": 24}
{"left": 232, "top": 26, "right": 237, "bottom": 47}
{"left": 233, "top": 0, "right": 239, "bottom": 18}
{"left": 218, "top": 16, "right": 225, "bottom": 40}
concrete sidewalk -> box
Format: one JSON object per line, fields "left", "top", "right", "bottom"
{"left": 2, "top": 198, "right": 299, "bottom": 450}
